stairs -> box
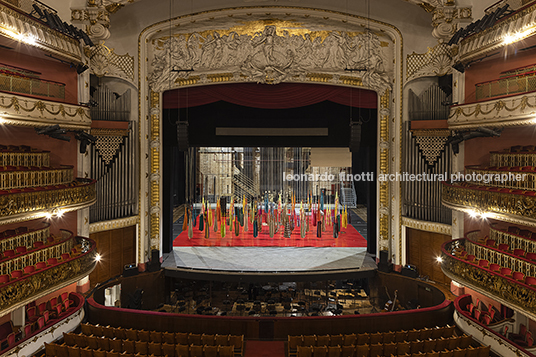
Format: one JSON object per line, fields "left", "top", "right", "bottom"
{"left": 341, "top": 182, "right": 357, "bottom": 208}
{"left": 232, "top": 168, "right": 259, "bottom": 200}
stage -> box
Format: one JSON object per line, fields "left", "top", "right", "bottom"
{"left": 163, "top": 209, "right": 374, "bottom": 280}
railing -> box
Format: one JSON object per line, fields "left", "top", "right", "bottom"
{"left": 475, "top": 71, "right": 536, "bottom": 101}
{"left": 0, "top": 178, "right": 96, "bottom": 223}
{"left": 489, "top": 151, "right": 536, "bottom": 167}
{"left": 0, "top": 229, "right": 74, "bottom": 275}
{"left": 441, "top": 181, "right": 536, "bottom": 223}
{"left": 0, "top": 149, "right": 50, "bottom": 167}
{"left": 0, "top": 224, "right": 49, "bottom": 252}
{"left": 0, "top": 71, "right": 65, "bottom": 101}
{"left": 0, "top": 236, "right": 96, "bottom": 314}
{"left": 453, "top": 294, "right": 535, "bottom": 357}
{"left": 464, "top": 166, "right": 536, "bottom": 190}
{"left": 441, "top": 239, "right": 536, "bottom": 320}
{"left": 0, "top": 165, "right": 74, "bottom": 190}
{"left": 490, "top": 226, "right": 536, "bottom": 254}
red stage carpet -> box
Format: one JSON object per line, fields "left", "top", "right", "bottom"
{"left": 173, "top": 221, "right": 367, "bottom": 248}
{"left": 244, "top": 341, "right": 285, "bottom": 357}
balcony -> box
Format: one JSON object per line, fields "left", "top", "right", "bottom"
{"left": 0, "top": 235, "right": 96, "bottom": 316}
{"left": 441, "top": 239, "right": 536, "bottom": 321}
{"left": 441, "top": 181, "right": 536, "bottom": 227}
{"left": 0, "top": 92, "right": 91, "bottom": 130}
{"left": 0, "top": 1, "right": 82, "bottom": 64}
{"left": 0, "top": 178, "right": 96, "bottom": 225}
{"left": 454, "top": 294, "right": 535, "bottom": 357}
{"left": 0, "top": 63, "right": 66, "bottom": 101}
{"left": 475, "top": 70, "right": 536, "bottom": 102}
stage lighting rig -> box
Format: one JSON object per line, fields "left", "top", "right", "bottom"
{"left": 35, "top": 125, "right": 71, "bottom": 142}
{"left": 75, "top": 131, "right": 97, "bottom": 154}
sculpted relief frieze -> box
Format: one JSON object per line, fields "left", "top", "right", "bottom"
{"left": 147, "top": 18, "right": 394, "bottom": 93}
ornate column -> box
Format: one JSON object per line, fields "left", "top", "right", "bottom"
{"left": 149, "top": 91, "right": 162, "bottom": 257}
{"left": 378, "top": 90, "right": 391, "bottom": 254}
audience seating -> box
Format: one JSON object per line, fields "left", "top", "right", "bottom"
{"left": 288, "top": 325, "right": 488, "bottom": 357}
{"left": 72, "top": 324, "right": 245, "bottom": 357}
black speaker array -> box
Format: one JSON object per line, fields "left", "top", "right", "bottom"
{"left": 177, "top": 121, "right": 189, "bottom": 152}
{"left": 349, "top": 121, "right": 362, "bottom": 153}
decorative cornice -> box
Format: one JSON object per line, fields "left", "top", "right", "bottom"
{"left": 456, "top": 1, "right": 536, "bottom": 64}
{"left": 441, "top": 239, "right": 536, "bottom": 321}
{"left": 0, "top": 179, "right": 97, "bottom": 225}
{"left": 89, "top": 215, "right": 139, "bottom": 233}
{"left": 89, "top": 44, "right": 135, "bottom": 83}
{"left": 402, "top": 216, "right": 452, "bottom": 235}
{"left": 0, "top": 237, "right": 96, "bottom": 317}
{"left": 406, "top": 43, "right": 453, "bottom": 82}
{"left": 0, "top": 94, "right": 92, "bottom": 130}
{"left": 448, "top": 92, "right": 536, "bottom": 129}
{"left": 0, "top": 2, "right": 82, "bottom": 64}
{"left": 442, "top": 183, "right": 536, "bottom": 227}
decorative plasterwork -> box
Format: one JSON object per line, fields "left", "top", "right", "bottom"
{"left": 441, "top": 241, "right": 536, "bottom": 321}
{"left": 401, "top": 216, "right": 452, "bottom": 235}
{"left": 71, "top": 6, "right": 111, "bottom": 43}
{"left": 139, "top": 7, "right": 403, "bottom": 264}
{"left": 442, "top": 183, "right": 536, "bottom": 228}
{"left": 3, "top": 305, "right": 85, "bottom": 357}
{"left": 148, "top": 21, "right": 394, "bottom": 92}
{"left": 0, "top": 94, "right": 92, "bottom": 130}
{"left": 89, "top": 215, "right": 139, "bottom": 234}
{"left": 0, "top": 179, "right": 97, "bottom": 226}
{"left": 456, "top": 1, "right": 536, "bottom": 64}
{"left": 448, "top": 92, "right": 536, "bottom": 129}
{"left": 0, "top": 3, "right": 83, "bottom": 64}
{"left": 89, "top": 44, "right": 135, "bottom": 83}
{"left": 406, "top": 43, "right": 453, "bottom": 82}
{"left": 0, "top": 237, "right": 97, "bottom": 317}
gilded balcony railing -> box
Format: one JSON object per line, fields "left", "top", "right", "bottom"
{"left": 0, "top": 165, "right": 74, "bottom": 190}
{"left": 0, "top": 178, "right": 96, "bottom": 223}
{"left": 489, "top": 226, "right": 536, "bottom": 253}
{"left": 475, "top": 71, "right": 536, "bottom": 101}
{"left": 0, "top": 236, "right": 97, "bottom": 313}
{"left": 0, "top": 224, "right": 49, "bottom": 252}
{"left": 441, "top": 182, "right": 536, "bottom": 223}
{"left": 441, "top": 239, "right": 536, "bottom": 319}
{"left": 489, "top": 151, "right": 536, "bottom": 167}
{"left": 0, "top": 148, "right": 50, "bottom": 167}
{"left": 0, "top": 229, "right": 74, "bottom": 275}
{"left": 0, "top": 70, "right": 65, "bottom": 100}
{"left": 464, "top": 166, "right": 536, "bottom": 190}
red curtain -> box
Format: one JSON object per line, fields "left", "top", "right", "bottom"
{"left": 163, "top": 83, "right": 377, "bottom": 109}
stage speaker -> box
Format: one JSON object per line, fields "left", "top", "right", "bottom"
{"left": 147, "top": 249, "right": 161, "bottom": 272}
{"left": 349, "top": 121, "right": 361, "bottom": 153}
{"left": 177, "top": 121, "right": 189, "bottom": 152}
{"left": 378, "top": 250, "right": 393, "bottom": 273}
{"left": 438, "top": 74, "right": 452, "bottom": 96}
{"left": 401, "top": 264, "right": 418, "bottom": 278}
{"left": 123, "top": 263, "right": 138, "bottom": 277}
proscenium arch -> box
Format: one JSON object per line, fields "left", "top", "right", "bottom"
{"left": 138, "top": 6, "right": 403, "bottom": 269}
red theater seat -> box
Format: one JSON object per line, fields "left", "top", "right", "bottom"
{"left": 500, "top": 267, "right": 512, "bottom": 277}
{"left": 526, "top": 252, "right": 536, "bottom": 261}
{"left": 16, "top": 246, "right": 27, "bottom": 254}
{"left": 33, "top": 241, "right": 44, "bottom": 249}
{"left": 36, "top": 262, "right": 47, "bottom": 270}
{"left": 485, "top": 239, "right": 496, "bottom": 247}
{"left": 498, "top": 243, "right": 510, "bottom": 251}
{"left": 3, "top": 250, "right": 15, "bottom": 258}
{"left": 525, "top": 276, "right": 536, "bottom": 287}
{"left": 478, "top": 260, "right": 489, "bottom": 268}
{"left": 0, "top": 275, "right": 9, "bottom": 284}
{"left": 11, "top": 270, "right": 23, "bottom": 279}
{"left": 489, "top": 263, "right": 501, "bottom": 272}
{"left": 513, "top": 271, "right": 525, "bottom": 282}
{"left": 513, "top": 249, "right": 526, "bottom": 257}
{"left": 46, "top": 258, "right": 58, "bottom": 265}
{"left": 23, "top": 265, "right": 35, "bottom": 274}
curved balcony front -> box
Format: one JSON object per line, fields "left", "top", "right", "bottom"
{"left": 441, "top": 239, "right": 536, "bottom": 321}
{"left": 454, "top": 294, "right": 535, "bottom": 357}
{"left": 0, "top": 236, "right": 97, "bottom": 317}
{"left": 0, "top": 178, "right": 96, "bottom": 225}
{"left": 441, "top": 181, "right": 536, "bottom": 227}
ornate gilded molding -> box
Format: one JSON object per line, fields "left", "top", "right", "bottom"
{"left": 0, "top": 237, "right": 97, "bottom": 317}
{"left": 406, "top": 43, "right": 453, "bottom": 82}
{"left": 0, "top": 179, "right": 97, "bottom": 225}
{"left": 139, "top": 6, "right": 403, "bottom": 264}
{"left": 448, "top": 91, "right": 536, "bottom": 129}
{"left": 0, "top": 3, "right": 83, "bottom": 64}
{"left": 89, "top": 215, "right": 138, "bottom": 234}
{"left": 442, "top": 182, "right": 536, "bottom": 227}
{"left": 456, "top": 1, "right": 536, "bottom": 64}
{"left": 89, "top": 44, "right": 135, "bottom": 83}
{"left": 401, "top": 216, "right": 452, "bottom": 235}
{"left": 0, "top": 94, "right": 92, "bottom": 130}
{"left": 442, "top": 240, "right": 536, "bottom": 321}
{"left": 71, "top": 6, "right": 111, "bottom": 44}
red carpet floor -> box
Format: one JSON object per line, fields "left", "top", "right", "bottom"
{"left": 244, "top": 341, "right": 285, "bottom": 357}
{"left": 173, "top": 221, "right": 367, "bottom": 247}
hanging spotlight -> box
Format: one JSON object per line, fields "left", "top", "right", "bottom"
{"left": 75, "top": 131, "right": 97, "bottom": 154}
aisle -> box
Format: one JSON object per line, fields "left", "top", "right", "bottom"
{"left": 244, "top": 341, "right": 285, "bottom": 357}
